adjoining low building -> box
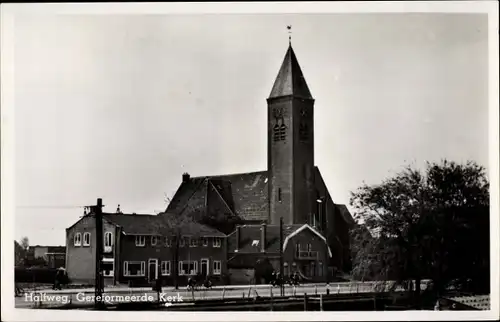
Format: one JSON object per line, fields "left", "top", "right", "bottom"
{"left": 65, "top": 210, "right": 227, "bottom": 286}
{"left": 226, "top": 223, "right": 332, "bottom": 284}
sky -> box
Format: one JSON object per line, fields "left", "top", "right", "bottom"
{"left": 11, "top": 13, "right": 489, "bottom": 246}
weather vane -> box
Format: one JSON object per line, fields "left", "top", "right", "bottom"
{"left": 287, "top": 25, "right": 292, "bottom": 44}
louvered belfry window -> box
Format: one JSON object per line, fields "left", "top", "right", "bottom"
{"left": 274, "top": 123, "right": 286, "bottom": 142}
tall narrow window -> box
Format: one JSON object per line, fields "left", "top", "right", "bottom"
{"left": 278, "top": 188, "right": 282, "bottom": 202}
{"left": 104, "top": 232, "right": 113, "bottom": 247}
{"left": 273, "top": 124, "right": 281, "bottom": 142}
{"left": 279, "top": 124, "right": 286, "bottom": 140}
{"left": 74, "top": 233, "right": 82, "bottom": 246}
{"left": 299, "top": 122, "right": 308, "bottom": 141}
{"left": 83, "top": 232, "right": 91, "bottom": 246}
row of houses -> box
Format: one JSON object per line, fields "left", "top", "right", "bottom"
{"left": 66, "top": 205, "right": 339, "bottom": 286}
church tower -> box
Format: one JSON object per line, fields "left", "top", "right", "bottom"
{"left": 268, "top": 43, "right": 315, "bottom": 225}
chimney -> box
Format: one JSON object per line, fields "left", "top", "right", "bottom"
{"left": 261, "top": 223, "right": 267, "bottom": 252}
{"left": 236, "top": 225, "right": 241, "bottom": 250}
{"left": 182, "top": 172, "right": 190, "bottom": 183}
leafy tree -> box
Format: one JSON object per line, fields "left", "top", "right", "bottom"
{"left": 350, "top": 160, "right": 489, "bottom": 304}
{"left": 20, "top": 237, "right": 29, "bottom": 250}
{"left": 14, "top": 241, "right": 26, "bottom": 266}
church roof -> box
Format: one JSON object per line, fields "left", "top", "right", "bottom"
{"left": 166, "top": 171, "right": 269, "bottom": 222}
{"left": 165, "top": 167, "right": 355, "bottom": 226}
{"left": 269, "top": 44, "right": 313, "bottom": 100}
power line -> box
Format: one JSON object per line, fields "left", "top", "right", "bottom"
{"left": 16, "top": 205, "right": 87, "bottom": 209}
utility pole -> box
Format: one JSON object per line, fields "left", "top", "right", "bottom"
{"left": 279, "top": 217, "right": 284, "bottom": 297}
{"left": 93, "top": 198, "right": 104, "bottom": 309}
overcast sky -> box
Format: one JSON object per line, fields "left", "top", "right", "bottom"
{"left": 12, "top": 13, "right": 489, "bottom": 246}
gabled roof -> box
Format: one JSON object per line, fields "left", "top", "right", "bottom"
{"left": 166, "top": 171, "right": 269, "bottom": 222}
{"left": 227, "top": 223, "right": 332, "bottom": 257}
{"left": 269, "top": 44, "right": 313, "bottom": 100}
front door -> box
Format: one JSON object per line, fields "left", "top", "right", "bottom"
{"left": 148, "top": 259, "right": 158, "bottom": 282}
{"left": 201, "top": 259, "right": 209, "bottom": 277}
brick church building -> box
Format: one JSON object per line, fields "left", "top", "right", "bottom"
{"left": 162, "top": 42, "right": 355, "bottom": 282}
{"left": 65, "top": 42, "right": 355, "bottom": 286}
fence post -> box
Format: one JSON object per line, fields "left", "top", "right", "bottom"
{"left": 248, "top": 287, "right": 252, "bottom": 298}
{"left": 242, "top": 292, "right": 245, "bottom": 299}
{"left": 315, "top": 285, "right": 318, "bottom": 295}
{"left": 337, "top": 284, "right": 340, "bottom": 294}
{"left": 303, "top": 293, "right": 308, "bottom": 311}
{"left": 320, "top": 294, "right": 324, "bottom": 311}
{"left": 222, "top": 287, "right": 225, "bottom": 300}
{"left": 270, "top": 286, "right": 274, "bottom": 311}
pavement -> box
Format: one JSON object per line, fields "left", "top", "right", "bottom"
{"left": 15, "top": 282, "right": 402, "bottom": 309}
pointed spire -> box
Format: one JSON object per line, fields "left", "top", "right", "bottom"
{"left": 269, "top": 44, "right": 313, "bottom": 100}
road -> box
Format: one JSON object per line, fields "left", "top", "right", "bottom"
{"left": 15, "top": 282, "right": 407, "bottom": 309}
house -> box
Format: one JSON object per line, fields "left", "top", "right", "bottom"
{"left": 65, "top": 210, "right": 227, "bottom": 286}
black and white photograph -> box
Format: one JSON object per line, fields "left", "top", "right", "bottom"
{"left": 1, "top": 1, "right": 499, "bottom": 321}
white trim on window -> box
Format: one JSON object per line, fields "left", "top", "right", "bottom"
{"left": 164, "top": 237, "right": 171, "bottom": 247}
{"left": 178, "top": 261, "right": 198, "bottom": 276}
{"left": 161, "top": 261, "right": 171, "bottom": 276}
{"left": 74, "top": 233, "right": 82, "bottom": 246}
{"left": 151, "top": 236, "right": 158, "bottom": 246}
{"left": 104, "top": 232, "right": 113, "bottom": 247}
{"left": 213, "top": 237, "right": 222, "bottom": 248}
{"left": 123, "top": 261, "right": 146, "bottom": 276}
{"left": 213, "top": 260, "right": 222, "bottom": 275}
{"left": 179, "top": 237, "right": 185, "bottom": 247}
{"left": 135, "top": 235, "right": 146, "bottom": 247}
{"left": 83, "top": 232, "right": 91, "bottom": 246}
{"left": 202, "top": 237, "right": 208, "bottom": 247}
{"left": 189, "top": 237, "right": 198, "bottom": 248}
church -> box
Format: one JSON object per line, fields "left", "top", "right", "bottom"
{"left": 163, "top": 42, "right": 355, "bottom": 281}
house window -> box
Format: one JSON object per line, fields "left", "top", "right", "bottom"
{"left": 213, "top": 237, "right": 222, "bottom": 248}
{"left": 318, "top": 261, "right": 323, "bottom": 277}
{"left": 202, "top": 237, "right": 208, "bottom": 247}
{"left": 278, "top": 188, "right": 282, "bottom": 202}
{"left": 164, "top": 237, "right": 171, "bottom": 247}
{"left": 161, "top": 261, "right": 171, "bottom": 276}
{"left": 102, "top": 260, "right": 114, "bottom": 277}
{"left": 83, "top": 232, "right": 91, "bottom": 246}
{"left": 307, "top": 244, "right": 312, "bottom": 252}
{"left": 284, "top": 262, "right": 289, "bottom": 276}
{"left": 135, "top": 236, "right": 145, "bottom": 247}
{"left": 311, "top": 261, "right": 316, "bottom": 277}
{"left": 74, "top": 233, "right": 82, "bottom": 246}
{"left": 189, "top": 237, "right": 198, "bottom": 247}
{"left": 178, "top": 261, "right": 198, "bottom": 276}
{"left": 123, "top": 261, "right": 145, "bottom": 276}
{"left": 296, "top": 243, "right": 301, "bottom": 257}
{"left": 179, "top": 237, "right": 185, "bottom": 247}
{"left": 151, "top": 236, "right": 158, "bottom": 246}
{"left": 104, "top": 232, "right": 113, "bottom": 247}
{"left": 213, "top": 260, "right": 222, "bottom": 275}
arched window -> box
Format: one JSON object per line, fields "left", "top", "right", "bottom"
{"left": 104, "top": 232, "right": 113, "bottom": 247}
{"left": 299, "top": 122, "right": 308, "bottom": 141}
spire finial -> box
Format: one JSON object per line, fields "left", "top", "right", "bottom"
{"left": 287, "top": 25, "right": 292, "bottom": 45}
